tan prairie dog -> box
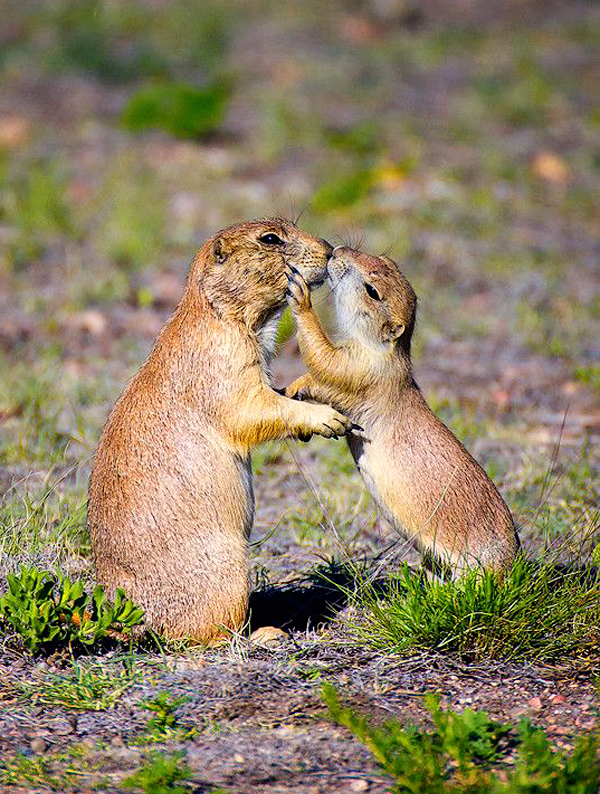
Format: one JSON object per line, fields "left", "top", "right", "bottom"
{"left": 285, "top": 246, "right": 520, "bottom": 576}
{"left": 88, "top": 219, "right": 353, "bottom": 643}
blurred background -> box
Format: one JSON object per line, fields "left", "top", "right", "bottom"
{"left": 0, "top": 0, "right": 598, "bottom": 575}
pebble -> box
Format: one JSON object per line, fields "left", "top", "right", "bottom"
{"left": 249, "top": 626, "right": 288, "bottom": 647}
{"left": 350, "top": 780, "right": 370, "bottom": 792}
{"left": 30, "top": 738, "right": 46, "bottom": 754}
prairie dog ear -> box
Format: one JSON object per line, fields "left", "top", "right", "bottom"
{"left": 213, "top": 237, "right": 229, "bottom": 265}
{"left": 381, "top": 322, "right": 405, "bottom": 343}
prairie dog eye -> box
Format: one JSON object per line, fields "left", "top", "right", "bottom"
{"left": 364, "top": 282, "right": 381, "bottom": 301}
{"left": 260, "top": 232, "right": 284, "bottom": 246}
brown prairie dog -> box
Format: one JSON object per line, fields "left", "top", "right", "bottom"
{"left": 88, "top": 219, "right": 352, "bottom": 644}
{"left": 285, "top": 246, "right": 519, "bottom": 576}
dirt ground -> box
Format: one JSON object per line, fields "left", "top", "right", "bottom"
{"left": 0, "top": 0, "right": 598, "bottom": 791}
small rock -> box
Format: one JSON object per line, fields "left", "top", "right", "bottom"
{"left": 30, "top": 738, "right": 46, "bottom": 754}
{"left": 551, "top": 694, "right": 566, "bottom": 704}
{"left": 65, "top": 310, "right": 107, "bottom": 337}
{"left": 249, "top": 626, "right": 288, "bottom": 647}
{"left": 233, "top": 753, "right": 245, "bottom": 763}
{"left": 528, "top": 697, "right": 543, "bottom": 711}
{"left": 350, "top": 780, "right": 370, "bottom": 792}
{"left": 0, "top": 116, "right": 30, "bottom": 147}
{"left": 110, "top": 734, "right": 125, "bottom": 748}
{"left": 532, "top": 151, "right": 569, "bottom": 184}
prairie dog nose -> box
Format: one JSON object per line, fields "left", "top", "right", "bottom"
{"left": 321, "top": 239, "right": 334, "bottom": 258}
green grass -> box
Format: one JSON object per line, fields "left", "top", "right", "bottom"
{"left": 136, "top": 691, "right": 196, "bottom": 743}
{"left": 91, "top": 156, "right": 167, "bottom": 272}
{"left": 311, "top": 169, "right": 375, "bottom": 212}
{"left": 324, "top": 684, "right": 600, "bottom": 794}
{"left": 0, "top": 354, "right": 76, "bottom": 467}
{"left": 0, "top": 490, "right": 89, "bottom": 569}
{"left": 575, "top": 364, "right": 600, "bottom": 392}
{"left": 122, "top": 752, "right": 191, "bottom": 794}
{"left": 19, "top": 660, "right": 139, "bottom": 710}
{"left": 0, "top": 157, "right": 74, "bottom": 271}
{"left": 352, "top": 558, "right": 599, "bottom": 662}
{"left": 0, "top": 754, "right": 73, "bottom": 791}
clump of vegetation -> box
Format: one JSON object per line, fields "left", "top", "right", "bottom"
{"left": 122, "top": 80, "right": 230, "bottom": 140}
{"left": 311, "top": 168, "right": 374, "bottom": 212}
{"left": 0, "top": 565, "right": 144, "bottom": 654}
{"left": 122, "top": 752, "right": 192, "bottom": 794}
{"left": 19, "top": 661, "right": 139, "bottom": 711}
{"left": 324, "top": 685, "right": 600, "bottom": 794}
{"left": 0, "top": 754, "right": 71, "bottom": 791}
{"left": 353, "top": 558, "right": 600, "bottom": 661}
{"left": 575, "top": 364, "right": 600, "bottom": 392}
{"left": 51, "top": 0, "right": 167, "bottom": 84}
{"left": 138, "top": 691, "right": 196, "bottom": 742}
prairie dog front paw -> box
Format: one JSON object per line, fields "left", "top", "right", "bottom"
{"left": 307, "top": 403, "right": 352, "bottom": 439}
{"left": 286, "top": 269, "right": 311, "bottom": 313}
{"left": 285, "top": 375, "right": 312, "bottom": 401}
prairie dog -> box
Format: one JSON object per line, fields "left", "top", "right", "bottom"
{"left": 286, "top": 246, "right": 519, "bottom": 575}
{"left": 89, "top": 219, "right": 352, "bottom": 643}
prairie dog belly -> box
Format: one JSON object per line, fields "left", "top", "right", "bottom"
{"left": 347, "top": 431, "right": 406, "bottom": 533}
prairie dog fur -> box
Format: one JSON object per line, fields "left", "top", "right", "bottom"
{"left": 88, "top": 219, "right": 352, "bottom": 643}
{"left": 286, "top": 246, "right": 519, "bottom": 575}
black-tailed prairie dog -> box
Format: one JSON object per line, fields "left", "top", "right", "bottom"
{"left": 88, "top": 219, "right": 352, "bottom": 643}
{"left": 285, "top": 246, "right": 520, "bottom": 576}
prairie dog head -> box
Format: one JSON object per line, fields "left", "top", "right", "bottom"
{"left": 328, "top": 246, "right": 417, "bottom": 355}
{"left": 193, "top": 218, "right": 332, "bottom": 331}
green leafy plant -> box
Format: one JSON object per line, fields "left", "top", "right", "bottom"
{"left": 354, "top": 559, "right": 600, "bottom": 661}
{"left": 122, "top": 80, "right": 230, "bottom": 139}
{"left": 0, "top": 566, "right": 144, "bottom": 654}
{"left": 324, "top": 684, "right": 600, "bottom": 793}
{"left": 139, "top": 691, "right": 196, "bottom": 741}
{"left": 122, "top": 751, "right": 191, "bottom": 794}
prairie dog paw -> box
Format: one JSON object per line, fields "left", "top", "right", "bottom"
{"left": 285, "top": 376, "right": 311, "bottom": 400}
{"left": 310, "top": 404, "right": 352, "bottom": 439}
{"left": 286, "top": 269, "right": 311, "bottom": 312}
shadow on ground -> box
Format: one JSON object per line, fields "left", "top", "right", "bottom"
{"left": 248, "top": 568, "right": 355, "bottom": 632}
